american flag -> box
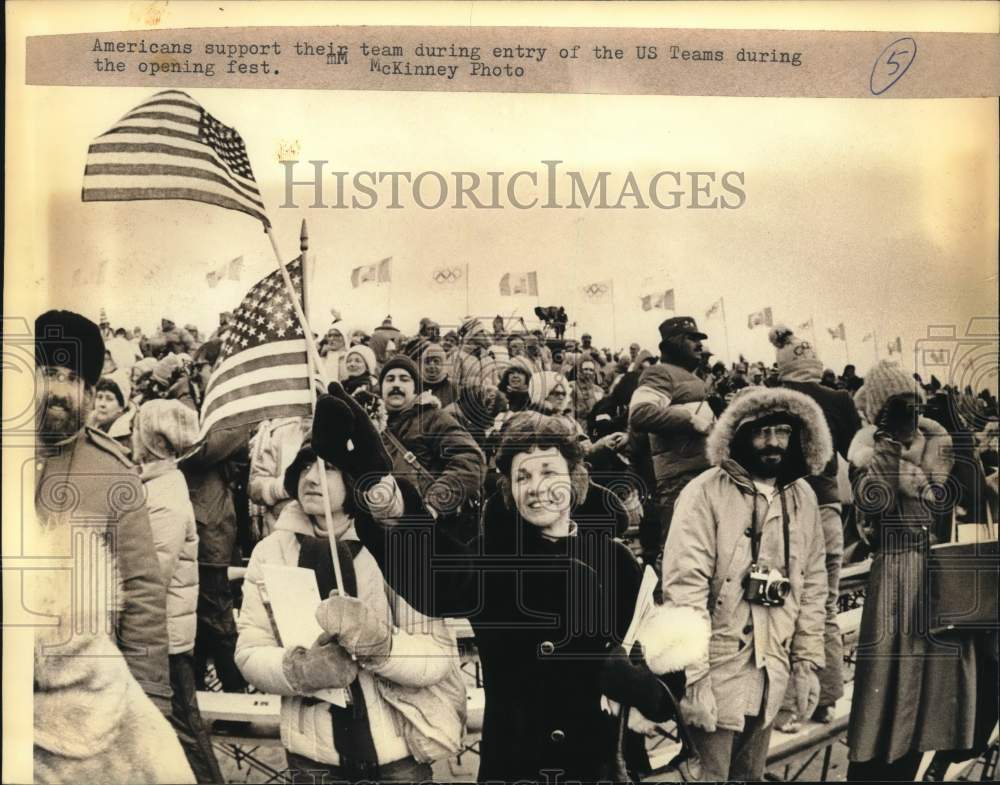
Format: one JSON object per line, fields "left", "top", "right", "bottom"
{"left": 198, "top": 257, "right": 311, "bottom": 438}
{"left": 82, "top": 90, "right": 269, "bottom": 227}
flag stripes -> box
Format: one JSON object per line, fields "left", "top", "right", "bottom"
{"left": 198, "top": 258, "right": 311, "bottom": 438}
{"left": 202, "top": 372, "right": 311, "bottom": 417}
{"left": 82, "top": 90, "right": 269, "bottom": 227}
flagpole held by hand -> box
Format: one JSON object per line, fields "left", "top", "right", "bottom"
{"left": 264, "top": 222, "right": 348, "bottom": 596}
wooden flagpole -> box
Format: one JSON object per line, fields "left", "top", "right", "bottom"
{"left": 266, "top": 222, "right": 347, "bottom": 595}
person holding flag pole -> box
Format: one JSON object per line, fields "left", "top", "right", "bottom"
{"left": 82, "top": 87, "right": 350, "bottom": 588}
{"left": 82, "top": 89, "right": 467, "bottom": 779}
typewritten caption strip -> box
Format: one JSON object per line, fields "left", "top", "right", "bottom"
{"left": 26, "top": 26, "right": 1000, "bottom": 98}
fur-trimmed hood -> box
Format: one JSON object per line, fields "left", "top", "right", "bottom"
{"left": 706, "top": 387, "right": 833, "bottom": 477}
{"left": 848, "top": 417, "right": 954, "bottom": 501}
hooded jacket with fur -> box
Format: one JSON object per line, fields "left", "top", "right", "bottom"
{"left": 662, "top": 387, "right": 832, "bottom": 732}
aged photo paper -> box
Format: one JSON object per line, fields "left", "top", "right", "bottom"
{"left": 5, "top": 2, "right": 998, "bottom": 783}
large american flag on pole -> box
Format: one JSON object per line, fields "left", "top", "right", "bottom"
{"left": 198, "top": 257, "right": 312, "bottom": 438}
{"left": 82, "top": 90, "right": 270, "bottom": 227}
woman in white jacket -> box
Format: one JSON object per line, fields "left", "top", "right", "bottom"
{"left": 236, "top": 390, "right": 463, "bottom": 783}
{"left": 132, "top": 399, "right": 223, "bottom": 784}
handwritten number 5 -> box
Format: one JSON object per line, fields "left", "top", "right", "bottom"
{"left": 870, "top": 37, "right": 917, "bottom": 95}
{"left": 886, "top": 48, "right": 908, "bottom": 76}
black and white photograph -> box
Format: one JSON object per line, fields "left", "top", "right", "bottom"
{"left": 4, "top": 2, "right": 999, "bottom": 783}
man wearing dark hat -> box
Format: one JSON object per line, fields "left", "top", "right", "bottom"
{"left": 628, "top": 316, "right": 715, "bottom": 566}
{"left": 379, "top": 355, "right": 485, "bottom": 522}
{"left": 34, "top": 310, "right": 173, "bottom": 713}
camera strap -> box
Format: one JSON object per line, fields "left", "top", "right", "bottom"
{"left": 749, "top": 487, "right": 791, "bottom": 574}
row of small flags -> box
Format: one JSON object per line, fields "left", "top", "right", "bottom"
{"left": 79, "top": 87, "right": 920, "bottom": 454}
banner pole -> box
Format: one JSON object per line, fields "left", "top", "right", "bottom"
{"left": 265, "top": 224, "right": 346, "bottom": 595}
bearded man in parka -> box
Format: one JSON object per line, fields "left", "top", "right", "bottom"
{"left": 662, "top": 387, "right": 831, "bottom": 781}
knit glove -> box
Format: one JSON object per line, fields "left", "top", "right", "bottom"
{"left": 792, "top": 660, "right": 821, "bottom": 719}
{"left": 281, "top": 634, "right": 359, "bottom": 694}
{"left": 679, "top": 676, "right": 717, "bottom": 732}
{"left": 315, "top": 594, "right": 392, "bottom": 665}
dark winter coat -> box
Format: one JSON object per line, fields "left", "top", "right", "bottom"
{"left": 180, "top": 417, "right": 253, "bottom": 567}
{"left": 356, "top": 489, "right": 645, "bottom": 782}
{"left": 425, "top": 377, "right": 459, "bottom": 408}
{"left": 383, "top": 393, "right": 485, "bottom": 515}
{"left": 628, "top": 363, "right": 713, "bottom": 490}
{"left": 782, "top": 379, "right": 862, "bottom": 504}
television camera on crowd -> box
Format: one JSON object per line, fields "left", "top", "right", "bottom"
{"left": 534, "top": 305, "right": 569, "bottom": 338}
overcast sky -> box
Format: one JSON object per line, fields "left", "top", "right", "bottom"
{"left": 34, "top": 85, "right": 996, "bottom": 386}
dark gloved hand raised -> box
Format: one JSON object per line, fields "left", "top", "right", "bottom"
{"left": 321, "top": 382, "right": 393, "bottom": 490}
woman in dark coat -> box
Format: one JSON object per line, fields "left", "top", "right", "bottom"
{"left": 846, "top": 363, "right": 978, "bottom": 781}
{"left": 354, "top": 409, "right": 705, "bottom": 782}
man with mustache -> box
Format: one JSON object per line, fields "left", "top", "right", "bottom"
{"left": 34, "top": 311, "right": 175, "bottom": 741}
{"left": 379, "top": 355, "right": 485, "bottom": 527}
{"left": 661, "top": 387, "right": 830, "bottom": 781}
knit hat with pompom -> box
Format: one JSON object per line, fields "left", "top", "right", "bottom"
{"left": 769, "top": 324, "right": 823, "bottom": 383}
